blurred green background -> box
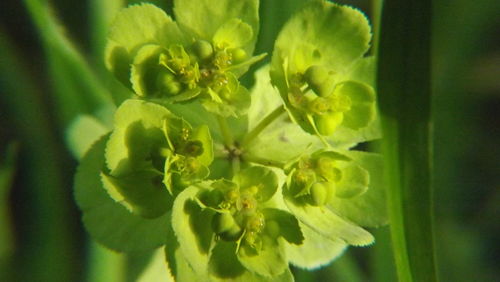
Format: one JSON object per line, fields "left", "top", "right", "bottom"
{"left": 0, "top": 0, "right": 498, "bottom": 281}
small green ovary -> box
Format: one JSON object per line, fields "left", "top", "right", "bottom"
{"left": 287, "top": 152, "right": 349, "bottom": 206}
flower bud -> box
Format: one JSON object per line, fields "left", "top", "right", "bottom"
{"left": 229, "top": 48, "right": 247, "bottom": 64}
{"left": 192, "top": 40, "right": 213, "bottom": 61}
{"left": 315, "top": 112, "right": 343, "bottom": 136}
{"left": 310, "top": 182, "right": 328, "bottom": 206}
{"left": 157, "top": 71, "right": 181, "bottom": 96}
{"left": 305, "top": 65, "right": 330, "bottom": 96}
{"left": 212, "top": 213, "right": 242, "bottom": 241}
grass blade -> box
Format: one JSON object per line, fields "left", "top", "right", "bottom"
{"left": 24, "top": 0, "right": 112, "bottom": 126}
{"left": 376, "top": 1, "right": 438, "bottom": 281}
{"left": 0, "top": 30, "right": 80, "bottom": 282}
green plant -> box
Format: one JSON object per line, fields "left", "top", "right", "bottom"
{"left": 72, "top": 1, "right": 390, "bottom": 280}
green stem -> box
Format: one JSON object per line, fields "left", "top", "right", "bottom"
{"left": 241, "top": 105, "right": 286, "bottom": 148}
{"left": 377, "top": 0, "right": 437, "bottom": 281}
{"left": 241, "top": 153, "right": 286, "bottom": 170}
{"left": 216, "top": 115, "right": 234, "bottom": 148}
{"left": 371, "top": 0, "right": 384, "bottom": 55}
{"left": 232, "top": 157, "right": 241, "bottom": 175}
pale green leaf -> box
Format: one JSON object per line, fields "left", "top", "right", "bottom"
{"left": 335, "top": 163, "right": 370, "bottom": 199}
{"left": 105, "top": 99, "right": 176, "bottom": 173}
{"left": 262, "top": 208, "right": 303, "bottom": 245}
{"left": 338, "top": 81, "right": 376, "bottom": 130}
{"left": 213, "top": 18, "right": 253, "bottom": 48}
{"left": 170, "top": 246, "right": 207, "bottom": 282}
{"left": 328, "top": 151, "right": 388, "bottom": 227}
{"left": 344, "top": 56, "right": 376, "bottom": 87}
{"left": 74, "top": 135, "right": 170, "bottom": 252}
{"left": 271, "top": 1, "right": 371, "bottom": 79}
{"left": 101, "top": 170, "right": 172, "bottom": 218}
{"left": 174, "top": 0, "right": 259, "bottom": 53}
{"left": 284, "top": 192, "right": 374, "bottom": 246}
{"left": 285, "top": 222, "right": 347, "bottom": 269}
{"left": 108, "top": 4, "right": 175, "bottom": 51}
{"left": 65, "top": 115, "right": 109, "bottom": 160}
{"left": 234, "top": 166, "right": 278, "bottom": 202}
{"left": 326, "top": 119, "right": 381, "bottom": 150}
{"left": 106, "top": 4, "right": 185, "bottom": 87}
{"left": 208, "top": 241, "right": 245, "bottom": 279}
{"left": 237, "top": 237, "right": 288, "bottom": 278}
{"left": 130, "top": 44, "right": 164, "bottom": 97}
{"left": 207, "top": 242, "right": 292, "bottom": 281}
{"left": 207, "top": 239, "right": 294, "bottom": 282}
{"left": 136, "top": 248, "right": 174, "bottom": 282}
{"left": 171, "top": 186, "right": 214, "bottom": 276}
{"left": 192, "top": 125, "right": 214, "bottom": 166}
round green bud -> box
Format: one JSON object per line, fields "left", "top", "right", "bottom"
{"left": 212, "top": 213, "right": 237, "bottom": 233}
{"left": 157, "top": 71, "right": 181, "bottom": 96}
{"left": 192, "top": 40, "right": 213, "bottom": 61}
{"left": 164, "top": 82, "right": 182, "bottom": 96}
{"left": 305, "top": 65, "right": 330, "bottom": 96}
{"left": 310, "top": 182, "right": 328, "bottom": 206}
{"left": 220, "top": 224, "right": 243, "bottom": 241}
{"left": 229, "top": 48, "right": 247, "bottom": 64}
{"left": 315, "top": 112, "right": 344, "bottom": 136}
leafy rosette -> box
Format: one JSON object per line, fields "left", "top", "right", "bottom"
{"left": 282, "top": 149, "right": 387, "bottom": 268}
{"left": 171, "top": 166, "right": 303, "bottom": 281}
{"left": 102, "top": 99, "right": 213, "bottom": 219}
{"left": 270, "top": 1, "right": 377, "bottom": 136}
{"left": 105, "top": 0, "right": 264, "bottom": 116}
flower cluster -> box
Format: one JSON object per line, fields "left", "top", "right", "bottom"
{"left": 74, "top": 0, "right": 387, "bottom": 281}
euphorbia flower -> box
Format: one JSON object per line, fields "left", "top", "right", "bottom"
{"left": 105, "top": 0, "right": 264, "bottom": 116}
{"left": 172, "top": 166, "right": 303, "bottom": 280}
{"left": 271, "top": 1, "right": 377, "bottom": 136}
{"left": 101, "top": 99, "right": 213, "bottom": 218}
